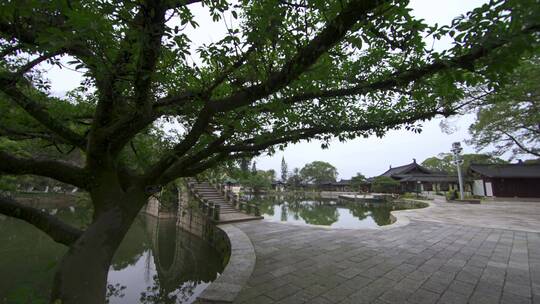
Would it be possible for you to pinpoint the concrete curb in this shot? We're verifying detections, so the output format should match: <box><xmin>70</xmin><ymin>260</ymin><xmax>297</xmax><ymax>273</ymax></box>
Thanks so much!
<box><xmin>197</xmin><ymin>224</ymin><xmax>256</xmax><ymax>303</ymax></box>
<box><xmin>382</xmin><ymin>199</ymin><xmax>434</xmax><ymax>230</ymax></box>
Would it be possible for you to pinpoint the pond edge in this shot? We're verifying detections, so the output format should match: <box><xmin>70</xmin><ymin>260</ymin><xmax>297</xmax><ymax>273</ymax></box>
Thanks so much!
<box><xmin>382</xmin><ymin>199</ymin><xmax>435</xmax><ymax>230</ymax></box>
<box><xmin>196</xmin><ymin>224</ymin><xmax>256</xmax><ymax>303</ymax></box>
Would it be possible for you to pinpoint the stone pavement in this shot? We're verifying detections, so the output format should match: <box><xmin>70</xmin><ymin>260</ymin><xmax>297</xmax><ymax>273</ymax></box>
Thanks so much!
<box><xmin>402</xmin><ymin>200</ymin><xmax>540</xmax><ymax>233</ymax></box>
<box><xmin>231</xmin><ymin>201</ymin><xmax>540</xmax><ymax>304</ymax></box>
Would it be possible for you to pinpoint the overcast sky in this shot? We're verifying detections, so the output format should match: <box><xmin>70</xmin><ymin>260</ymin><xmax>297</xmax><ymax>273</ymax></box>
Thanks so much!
<box><xmin>43</xmin><ymin>0</ymin><xmax>516</xmax><ymax>179</ymax></box>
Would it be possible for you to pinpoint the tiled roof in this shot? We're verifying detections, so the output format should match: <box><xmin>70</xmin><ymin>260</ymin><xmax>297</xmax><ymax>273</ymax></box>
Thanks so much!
<box><xmin>379</xmin><ymin>161</ymin><xmax>435</xmax><ymax>177</ymax></box>
<box><xmin>470</xmin><ymin>164</ymin><xmax>540</xmax><ymax>178</ymax></box>
<box><xmin>396</xmin><ymin>174</ymin><xmax>458</xmax><ymax>182</ymax></box>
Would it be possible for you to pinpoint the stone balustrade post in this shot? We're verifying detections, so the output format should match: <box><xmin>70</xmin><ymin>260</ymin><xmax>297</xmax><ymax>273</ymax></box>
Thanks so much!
<box><xmin>202</xmin><ymin>201</ymin><xmax>207</xmax><ymax>213</ymax></box>
<box><xmin>208</xmin><ymin>202</ymin><xmax>214</xmax><ymax>217</ymax></box>
<box><xmin>214</xmin><ymin>204</ymin><xmax>220</xmax><ymax>221</ymax></box>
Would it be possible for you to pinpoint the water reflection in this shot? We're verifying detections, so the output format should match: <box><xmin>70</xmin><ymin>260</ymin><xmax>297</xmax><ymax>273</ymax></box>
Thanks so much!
<box><xmin>0</xmin><ymin>206</ymin><xmax>224</xmax><ymax>304</ymax></box>
<box><xmin>250</xmin><ymin>196</ymin><xmax>423</xmax><ymax>229</ymax></box>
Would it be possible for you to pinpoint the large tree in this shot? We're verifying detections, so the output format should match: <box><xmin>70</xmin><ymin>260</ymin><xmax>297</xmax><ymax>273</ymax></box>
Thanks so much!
<box><xmin>300</xmin><ymin>161</ymin><xmax>338</xmax><ymax>184</ymax></box>
<box><xmin>281</xmin><ymin>156</ymin><xmax>288</xmax><ymax>182</ymax></box>
<box><xmin>371</xmin><ymin>176</ymin><xmax>400</xmax><ymax>193</ymax></box>
<box><xmin>351</xmin><ymin>172</ymin><xmax>367</xmax><ymax>191</ymax></box>
<box><xmin>0</xmin><ymin>0</ymin><xmax>539</xmax><ymax>303</ymax></box>
<box><xmin>467</xmin><ymin>56</ymin><xmax>540</xmax><ymax>158</ymax></box>
<box><xmin>421</xmin><ymin>153</ymin><xmax>508</xmax><ymax>174</ymax></box>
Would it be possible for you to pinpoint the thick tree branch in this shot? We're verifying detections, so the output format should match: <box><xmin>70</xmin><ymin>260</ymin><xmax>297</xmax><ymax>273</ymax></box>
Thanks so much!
<box><xmin>0</xmin><ymin>125</ymin><xmax>63</xmax><ymax>142</ymax></box>
<box><xmin>175</xmin><ymin>151</ymin><xmax>259</xmax><ymax>179</ymax></box>
<box><xmin>88</xmin><ymin>1</ymin><xmax>168</xmax><ymax>163</ymax></box>
<box><xmin>161</xmin><ymin>108</ymin><xmax>451</xmax><ymax>184</ymax></box>
<box><xmin>156</xmin><ymin>135</ymin><xmax>228</xmax><ymax>184</ymax></box>
<box><xmin>12</xmin><ymin>50</ymin><xmax>64</xmax><ymax>79</ymax></box>
<box><xmin>209</xmin><ymin>0</ymin><xmax>389</xmax><ymax>113</ymax></box>
<box><xmin>145</xmin><ymin>0</ymin><xmax>388</xmax><ymax>183</ymax></box>
<box><xmin>0</xmin><ymin>151</ymin><xmax>88</xmax><ymax>189</ymax></box>
<box><xmin>273</xmin><ymin>24</ymin><xmax>540</xmax><ymax>107</ymax></box>
<box><xmin>143</xmin><ymin>108</ymin><xmax>213</xmax><ymax>183</ymax></box>
<box><xmin>206</xmin><ymin>46</ymin><xmax>256</xmax><ymax>96</ymax></box>
<box><xmin>0</xmin><ymin>194</ymin><xmax>83</xmax><ymax>246</ymax></box>
<box><xmin>133</xmin><ymin>1</ymin><xmax>167</xmax><ymax>111</ymax></box>
<box><xmin>152</xmin><ymin>46</ymin><xmax>256</xmax><ymax>112</ymax></box>
<box><xmin>153</xmin><ymin>91</ymin><xmax>198</xmax><ymax>110</ymax></box>
<box><xmin>172</xmin><ymin>152</ymin><xmax>228</xmax><ymax>178</ymax></box>
<box><xmin>0</xmin><ymin>44</ymin><xmax>20</xmax><ymax>58</ymax></box>
<box><xmin>0</xmin><ymin>19</ymin><xmax>97</xmax><ymax>70</ymax></box>
<box><xmin>221</xmin><ymin>109</ymin><xmax>450</xmax><ymax>153</ymax></box>
<box><xmin>0</xmin><ymin>86</ymin><xmax>86</xmax><ymax>149</ymax></box>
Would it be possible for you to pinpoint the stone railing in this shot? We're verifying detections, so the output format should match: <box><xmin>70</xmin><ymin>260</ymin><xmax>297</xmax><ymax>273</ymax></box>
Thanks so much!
<box><xmin>187</xmin><ymin>181</ymin><xmax>222</xmax><ymax>222</ymax></box>
<box><xmin>188</xmin><ymin>180</ymin><xmax>261</xmax><ymax>219</ymax></box>
<box><xmin>219</xmin><ymin>184</ymin><xmax>261</xmax><ymax>217</ymax></box>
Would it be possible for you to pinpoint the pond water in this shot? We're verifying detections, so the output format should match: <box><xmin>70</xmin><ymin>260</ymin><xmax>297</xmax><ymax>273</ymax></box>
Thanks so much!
<box><xmin>0</xmin><ymin>204</ymin><xmax>225</xmax><ymax>304</ymax></box>
<box><xmin>248</xmin><ymin>196</ymin><xmax>426</xmax><ymax>229</ymax></box>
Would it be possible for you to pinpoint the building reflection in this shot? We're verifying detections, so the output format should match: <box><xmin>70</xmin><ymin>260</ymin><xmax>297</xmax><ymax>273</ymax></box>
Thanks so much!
<box><xmin>0</xmin><ymin>205</ymin><xmax>224</xmax><ymax>304</ymax></box>
<box><xmin>108</xmin><ymin>215</ymin><xmax>224</xmax><ymax>304</ymax></box>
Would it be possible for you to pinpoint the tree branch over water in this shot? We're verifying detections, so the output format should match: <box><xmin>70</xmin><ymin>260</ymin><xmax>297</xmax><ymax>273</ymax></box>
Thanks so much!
<box><xmin>0</xmin><ymin>194</ymin><xmax>83</xmax><ymax>246</ymax></box>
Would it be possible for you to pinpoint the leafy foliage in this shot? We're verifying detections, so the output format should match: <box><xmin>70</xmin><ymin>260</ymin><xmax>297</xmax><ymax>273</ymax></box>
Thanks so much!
<box><xmin>300</xmin><ymin>161</ymin><xmax>338</xmax><ymax>184</ymax></box>
<box><xmin>1</xmin><ymin>0</ymin><xmax>538</xmax><ymax>189</ymax></box>
<box><xmin>281</xmin><ymin>156</ymin><xmax>288</xmax><ymax>182</ymax></box>
<box><xmin>286</xmin><ymin>167</ymin><xmax>303</xmax><ymax>189</ymax></box>
<box><xmin>240</xmin><ymin>170</ymin><xmax>273</xmax><ymax>193</ymax></box>
<box><xmin>350</xmin><ymin>172</ymin><xmax>367</xmax><ymax>190</ymax></box>
<box><xmin>371</xmin><ymin>176</ymin><xmax>400</xmax><ymax>193</ymax></box>
<box><xmin>0</xmin><ymin>1</ymin><xmax>539</xmax><ymax>300</ymax></box>
<box><xmin>421</xmin><ymin>153</ymin><xmax>507</xmax><ymax>174</ymax></box>
<box><xmin>467</xmin><ymin>56</ymin><xmax>540</xmax><ymax>158</ymax></box>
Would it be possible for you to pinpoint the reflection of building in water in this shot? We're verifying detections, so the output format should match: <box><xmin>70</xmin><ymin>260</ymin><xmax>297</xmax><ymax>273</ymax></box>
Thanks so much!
<box><xmin>137</xmin><ymin>183</ymin><xmax>231</xmax><ymax>302</ymax></box>
<box><xmin>141</xmin><ymin>215</ymin><xmax>223</xmax><ymax>293</ymax></box>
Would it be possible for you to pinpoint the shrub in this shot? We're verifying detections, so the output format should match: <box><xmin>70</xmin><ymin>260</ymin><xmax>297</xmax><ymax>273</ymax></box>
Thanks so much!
<box><xmin>371</xmin><ymin>176</ymin><xmax>400</xmax><ymax>193</ymax></box>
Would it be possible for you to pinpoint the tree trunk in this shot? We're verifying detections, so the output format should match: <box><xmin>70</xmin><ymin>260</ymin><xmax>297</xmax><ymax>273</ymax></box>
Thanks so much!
<box><xmin>50</xmin><ymin>190</ymin><xmax>146</xmax><ymax>304</ymax></box>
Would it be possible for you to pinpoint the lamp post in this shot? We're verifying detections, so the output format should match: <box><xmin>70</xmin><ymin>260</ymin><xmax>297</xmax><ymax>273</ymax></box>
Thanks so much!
<box><xmin>451</xmin><ymin>142</ymin><xmax>465</xmax><ymax>200</ymax></box>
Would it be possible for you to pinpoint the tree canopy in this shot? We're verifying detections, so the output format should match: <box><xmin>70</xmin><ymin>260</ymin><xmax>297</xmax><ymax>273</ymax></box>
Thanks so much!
<box><xmin>0</xmin><ymin>0</ymin><xmax>539</xmax><ymax>302</ymax></box>
<box><xmin>467</xmin><ymin>56</ymin><xmax>540</xmax><ymax>158</ymax></box>
<box><xmin>371</xmin><ymin>176</ymin><xmax>400</xmax><ymax>193</ymax></box>
<box><xmin>1</xmin><ymin>0</ymin><xmax>539</xmax><ymax>195</ymax></box>
<box><xmin>281</xmin><ymin>156</ymin><xmax>288</xmax><ymax>182</ymax></box>
<box><xmin>239</xmin><ymin>170</ymin><xmax>273</xmax><ymax>193</ymax></box>
<box><xmin>350</xmin><ymin>172</ymin><xmax>367</xmax><ymax>190</ymax></box>
<box><xmin>286</xmin><ymin>167</ymin><xmax>303</xmax><ymax>188</ymax></box>
<box><xmin>421</xmin><ymin>153</ymin><xmax>507</xmax><ymax>174</ymax></box>
<box><xmin>300</xmin><ymin>161</ymin><xmax>338</xmax><ymax>184</ymax></box>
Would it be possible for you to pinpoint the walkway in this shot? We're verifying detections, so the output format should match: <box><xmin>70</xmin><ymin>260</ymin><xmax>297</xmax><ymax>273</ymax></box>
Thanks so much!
<box><xmin>231</xmin><ymin>200</ymin><xmax>540</xmax><ymax>304</ymax></box>
<box><xmin>401</xmin><ymin>200</ymin><xmax>540</xmax><ymax>233</ymax></box>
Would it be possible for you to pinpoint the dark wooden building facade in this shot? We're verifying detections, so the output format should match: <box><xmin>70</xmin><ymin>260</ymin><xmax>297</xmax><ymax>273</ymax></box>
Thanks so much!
<box><xmin>470</xmin><ymin>163</ymin><xmax>540</xmax><ymax>198</ymax></box>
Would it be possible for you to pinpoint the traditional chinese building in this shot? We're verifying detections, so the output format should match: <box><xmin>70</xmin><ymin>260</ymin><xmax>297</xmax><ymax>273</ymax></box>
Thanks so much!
<box><xmin>316</xmin><ymin>179</ymin><xmax>353</xmax><ymax>192</ymax></box>
<box><xmin>469</xmin><ymin>162</ymin><xmax>540</xmax><ymax>198</ymax></box>
<box><xmin>378</xmin><ymin>159</ymin><xmax>460</xmax><ymax>193</ymax></box>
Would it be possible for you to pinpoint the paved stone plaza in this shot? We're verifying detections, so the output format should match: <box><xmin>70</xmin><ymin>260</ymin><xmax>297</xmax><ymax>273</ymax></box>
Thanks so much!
<box><xmin>231</xmin><ymin>200</ymin><xmax>540</xmax><ymax>304</ymax></box>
